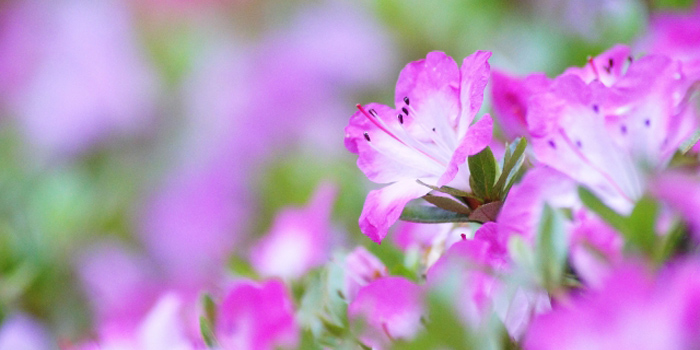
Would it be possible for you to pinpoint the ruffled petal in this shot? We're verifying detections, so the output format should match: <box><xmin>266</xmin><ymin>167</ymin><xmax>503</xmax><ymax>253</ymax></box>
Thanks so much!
<box><xmin>457</xmin><ymin>50</ymin><xmax>491</xmax><ymax>137</ymax></box>
<box><xmin>359</xmin><ymin>179</ymin><xmax>432</xmax><ymax>244</ymax></box>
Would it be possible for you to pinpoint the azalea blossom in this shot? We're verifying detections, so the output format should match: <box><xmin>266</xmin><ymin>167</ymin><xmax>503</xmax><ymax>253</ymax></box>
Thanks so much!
<box><xmin>525</xmin><ymin>261</ymin><xmax>700</xmax><ymax>350</ymax></box>
<box><xmin>216</xmin><ymin>279</ymin><xmax>298</xmax><ymax>350</ymax></box>
<box><xmin>427</xmin><ymin>223</ymin><xmax>550</xmax><ymax>339</ymax></box>
<box><xmin>251</xmin><ymin>183</ymin><xmax>336</xmax><ymax>280</ymax></box>
<box><xmin>348</xmin><ymin>276</ymin><xmax>424</xmax><ymax>349</ymax></box>
<box><xmin>345</xmin><ymin>51</ymin><xmax>494</xmax><ymax>243</ymax></box>
<box><xmin>343</xmin><ymin>246</ymin><xmax>388</xmax><ymax>302</ymax></box>
<box><xmin>521</xmin><ymin>46</ymin><xmax>697</xmax><ymax>212</ymax></box>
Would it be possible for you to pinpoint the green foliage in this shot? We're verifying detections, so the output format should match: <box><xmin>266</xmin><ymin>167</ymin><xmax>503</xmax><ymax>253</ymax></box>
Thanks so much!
<box><xmin>469</xmin><ymin>147</ymin><xmax>500</xmax><ymax>201</ymax></box>
<box><xmin>400</xmin><ymin>204</ymin><xmax>472</xmax><ymax>223</ymax></box>
<box><xmin>535</xmin><ymin>205</ymin><xmax>568</xmax><ymax>291</ymax></box>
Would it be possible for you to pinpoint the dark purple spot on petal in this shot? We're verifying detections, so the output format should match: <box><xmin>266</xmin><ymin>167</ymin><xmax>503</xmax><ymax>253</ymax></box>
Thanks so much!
<box><xmin>403</xmin><ymin>96</ymin><xmax>410</xmax><ymax>105</ymax></box>
<box><xmin>549</xmin><ymin>140</ymin><xmax>556</xmax><ymax>149</ymax></box>
<box><xmin>608</xmin><ymin>58</ymin><xmax>614</xmax><ymax>68</ymax></box>
<box><xmin>621</xmin><ymin>125</ymin><xmax>627</xmax><ymax>134</ymax></box>
<box><xmin>645</xmin><ymin>119</ymin><xmax>650</xmax><ymax>127</ymax></box>
<box><xmin>432</xmin><ymin>127</ymin><xmax>436</xmax><ymax>132</ymax></box>
<box><xmin>397</xmin><ymin>114</ymin><xmax>404</xmax><ymax>124</ymax></box>
<box><xmin>402</xmin><ymin>107</ymin><xmax>409</xmax><ymax>116</ymax></box>
<box><xmin>593</xmin><ymin>105</ymin><xmax>599</xmax><ymax>113</ymax></box>
<box><xmin>576</xmin><ymin>140</ymin><xmax>582</xmax><ymax>148</ymax></box>
<box><xmin>363</xmin><ymin>132</ymin><xmax>371</xmax><ymax>142</ymax></box>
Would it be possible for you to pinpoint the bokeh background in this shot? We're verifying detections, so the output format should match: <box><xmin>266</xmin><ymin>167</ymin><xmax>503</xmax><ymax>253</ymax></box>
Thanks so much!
<box><xmin>0</xmin><ymin>0</ymin><xmax>696</xmax><ymax>346</ymax></box>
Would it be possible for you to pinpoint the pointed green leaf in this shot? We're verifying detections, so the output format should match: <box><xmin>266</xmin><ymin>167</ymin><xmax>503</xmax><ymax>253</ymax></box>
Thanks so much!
<box><xmin>199</xmin><ymin>316</ymin><xmax>218</xmax><ymax>348</ymax></box>
<box><xmin>626</xmin><ymin>196</ymin><xmax>659</xmax><ymax>254</ymax></box>
<box><xmin>495</xmin><ymin>138</ymin><xmax>527</xmax><ymax>197</ymax></box>
<box><xmin>577</xmin><ymin>186</ymin><xmax>628</xmax><ymax>232</ymax></box>
<box><xmin>400</xmin><ymin>204</ymin><xmax>472</xmax><ymax>223</ymax></box>
<box><xmin>422</xmin><ymin>194</ymin><xmax>471</xmax><ymax>215</ymax></box>
<box><xmin>468</xmin><ymin>147</ymin><xmax>499</xmax><ymax>200</ymax></box>
<box><xmin>201</xmin><ymin>293</ymin><xmax>217</xmax><ymax>327</ymax></box>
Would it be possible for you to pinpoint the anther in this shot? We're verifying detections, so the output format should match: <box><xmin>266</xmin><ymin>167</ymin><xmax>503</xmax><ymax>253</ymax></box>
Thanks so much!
<box><xmin>461</xmin><ymin>233</ymin><xmax>467</xmax><ymax>241</ymax></box>
<box><xmin>403</xmin><ymin>96</ymin><xmax>410</xmax><ymax>105</ymax></box>
<box><xmin>369</xmin><ymin>109</ymin><xmax>378</xmax><ymax>117</ymax></box>
<box><xmin>402</xmin><ymin>107</ymin><xmax>409</xmax><ymax>116</ymax></box>
<box><xmin>397</xmin><ymin>114</ymin><xmax>404</xmax><ymax>124</ymax></box>
<box><xmin>363</xmin><ymin>132</ymin><xmax>371</xmax><ymax>142</ymax></box>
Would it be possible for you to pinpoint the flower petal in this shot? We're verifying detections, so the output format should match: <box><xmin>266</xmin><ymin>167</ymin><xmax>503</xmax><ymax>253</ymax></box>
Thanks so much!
<box><xmin>438</xmin><ymin>114</ymin><xmax>493</xmax><ymax>187</ymax></box>
<box><xmin>458</xmin><ymin>50</ymin><xmax>492</xmax><ymax>137</ymax></box>
<box><xmin>359</xmin><ymin>179</ymin><xmax>432</xmax><ymax>244</ymax></box>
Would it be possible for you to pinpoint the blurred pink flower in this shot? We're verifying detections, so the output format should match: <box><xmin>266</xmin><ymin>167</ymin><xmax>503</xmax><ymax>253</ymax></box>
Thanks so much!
<box><xmin>345</xmin><ymin>51</ymin><xmax>494</xmax><ymax>243</ymax></box>
<box><xmin>0</xmin><ymin>314</ymin><xmax>53</xmax><ymax>350</ymax></box>
<box><xmin>139</xmin><ymin>166</ymin><xmax>242</xmax><ymax>291</ymax></box>
<box><xmin>77</xmin><ymin>242</ymin><xmax>161</xmax><ymax>336</ymax></box>
<box><xmin>342</xmin><ymin>246</ymin><xmax>388</xmax><ymax>303</ymax></box>
<box><xmin>73</xmin><ymin>293</ymin><xmax>198</xmax><ymax>350</ymax></box>
<box><xmin>490</xmin><ymin>71</ymin><xmax>550</xmax><ymax>140</ymax></box>
<box><xmin>525</xmin><ymin>261</ymin><xmax>700</xmax><ymax>350</ymax></box>
<box><xmin>216</xmin><ymin>279</ymin><xmax>298</xmax><ymax>350</ymax></box>
<box><xmin>7</xmin><ymin>0</ymin><xmax>159</xmax><ymax>156</ymax></box>
<box><xmin>392</xmin><ymin>221</ymin><xmax>465</xmax><ymax>269</ymax></box>
<box><xmin>251</xmin><ymin>183</ymin><xmax>336</xmax><ymax>280</ymax></box>
<box><xmin>427</xmin><ymin>223</ymin><xmax>550</xmax><ymax>338</ymax></box>
<box><xmin>348</xmin><ymin>276</ymin><xmax>424</xmax><ymax>349</ymax></box>
<box><xmin>652</xmin><ymin>172</ymin><xmax>700</xmax><ymax>239</ymax></box>
<box><xmin>638</xmin><ymin>5</ymin><xmax>700</xmax><ymax>80</ymax></box>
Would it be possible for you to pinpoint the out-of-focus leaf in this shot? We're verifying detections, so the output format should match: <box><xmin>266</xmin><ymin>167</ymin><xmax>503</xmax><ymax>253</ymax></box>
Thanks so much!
<box><xmin>201</xmin><ymin>293</ymin><xmax>217</xmax><ymax>327</ymax></box>
<box><xmin>228</xmin><ymin>255</ymin><xmax>258</xmax><ymax>279</ymax></box>
<box><xmin>422</xmin><ymin>194</ymin><xmax>471</xmax><ymax>215</ymax></box>
<box><xmin>577</xmin><ymin>186</ymin><xmax>628</xmax><ymax>232</ymax></box>
<box><xmin>400</xmin><ymin>204</ymin><xmax>472</xmax><ymax>223</ymax></box>
<box><xmin>535</xmin><ymin>205</ymin><xmax>567</xmax><ymax>290</ymax></box>
<box><xmin>199</xmin><ymin>316</ymin><xmax>218</xmax><ymax>348</ymax></box>
<box><xmin>468</xmin><ymin>147</ymin><xmax>499</xmax><ymax>201</ymax></box>
<box><xmin>626</xmin><ymin>196</ymin><xmax>659</xmax><ymax>255</ymax></box>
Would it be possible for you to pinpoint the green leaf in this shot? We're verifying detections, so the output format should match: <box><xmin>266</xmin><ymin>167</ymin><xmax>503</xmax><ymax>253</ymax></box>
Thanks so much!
<box><xmin>577</xmin><ymin>186</ymin><xmax>628</xmax><ymax>232</ymax></box>
<box><xmin>199</xmin><ymin>316</ymin><xmax>218</xmax><ymax>348</ymax></box>
<box><xmin>468</xmin><ymin>201</ymin><xmax>502</xmax><ymax>223</ymax></box>
<box><xmin>535</xmin><ymin>205</ymin><xmax>568</xmax><ymax>290</ymax></box>
<box><xmin>679</xmin><ymin>128</ymin><xmax>700</xmax><ymax>154</ymax></box>
<box><xmin>201</xmin><ymin>293</ymin><xmax>217</xmax><ymax>327</ymax></box>
<box><xmin>422</xmin><ymin>194</ymin><xmax>471</xmax><ymax>215</ymax></box>
<box><xmin>626</xmin><ymin>196</ymin><xmax>659</xmax><ymax>254</ymax></box>
<box><xmin>468</xmin><ymin>147</ymin><xmax>499</xmax><ymax>201</ymax></box>
<box><xmin>495</xmin><ymin>138</ymin><xmax>528</xmax><ymax>197</ymax></box>
<box><xmin>400</xmin><ymin>204</ymin><xmax>472</xmax><ymax>223</ymax></box>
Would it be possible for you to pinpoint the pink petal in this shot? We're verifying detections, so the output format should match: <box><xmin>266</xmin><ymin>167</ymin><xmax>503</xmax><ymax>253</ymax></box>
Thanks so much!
<box><xmin>458</xmin><ymin>50</ymin><xmax>492</xmax><ymax>136</ymax></box>
<box><xmin>438</xmin><ymin>114</ymin><xmax>493</xmax><ymax>187</ymax></box>
<box><xmin>359</xmin><ymin>179</ymin><xmax>432</xmax><ymax>244</ymax></box>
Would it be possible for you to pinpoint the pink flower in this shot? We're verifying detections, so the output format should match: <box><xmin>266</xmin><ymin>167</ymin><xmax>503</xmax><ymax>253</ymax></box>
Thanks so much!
<box><xmin>348</xmin><ymin>276</ymin><xmax>424</xmax><ymax>349</ymax></box>
<box><xmin>427</xmin><ymin>223</ymin><xmax>550</xmax><ymax>339</ymax></box>
<box><xmin>392</xmin><ymin>221</ymin><xmax>466</xmax><ymax>268</ymax></box>
<box><xmin>490</xmin><ymin>71</ymin><xmax>550</xmax><ymax>140</ymax></box>
<box><xmin>569</xmin><ymin>210</ymin><xmax>624</xmax><ymax>288</ymax></box>
<box><xmin>652</xmin><ymin>172</ymin><xmax>700</xmax><ymax>239</ymax></box>
<box><xmin>216</xmin><ymin>279</ymin><xmax>298</xmax><ymax>350</ymax></box>
<box><xmin>7</xmin><ymin>0</ymin><xmax>158</xmax><ymax>156</ymax></box>
<box><xmin>637</xmin><ymin>5</ymin><xmax>700</xmax><ymax>81</ymax></box>
<box><xmin>525</xmin><ymin>261</ymin><xmax>700</xmax><ymax>350</ymax></box>
<box><xmin>0</xmin><ymin>314</ymin><xmax>53</xmax><ymax>350</ymax></box>
<box><xmin>345</xmin><ymin>51</ymin><xmax>494</xmax><ymax>243</ymax></box>
<box><xmin>343</xmin><ymin>246</ymin><xmax>388</xmax><ymax>302</ymax></box>
<box><xmin>251</xmin><ymin>183</ymin><xmax>336</xmax><ymax>280</ymax></box>
<box><xmin>525</xmin><ymin>47</ymin><xmax>696</xmax><ymax>212</ymax></box>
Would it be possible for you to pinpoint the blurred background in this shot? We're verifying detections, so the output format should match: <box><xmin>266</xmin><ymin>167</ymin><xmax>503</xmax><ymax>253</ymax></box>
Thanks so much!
<box><xmin>0</xmin><ymin>0</ymin><xmax>696</xmax><ymax>346</ymax></box>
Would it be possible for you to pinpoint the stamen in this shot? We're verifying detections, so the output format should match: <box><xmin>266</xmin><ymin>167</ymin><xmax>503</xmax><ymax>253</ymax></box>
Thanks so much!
<box><xmin>364</xmin><ymin>132</ymin><xmax>371</xmax><ymax>142</ymax></box>
<box><xmin>603</xmin><ymin>58</ymin><xmax>613</xmax><ymax>74</ymax></box>
<box><xmin>403</xmin><ymin>96</ymin><xmax>410</xmax><ymax>105</ymax></box>
<box><xmin>587</xmin><ymin>56</ymin><xmax>600</xmax><ymax>80</ymax></box>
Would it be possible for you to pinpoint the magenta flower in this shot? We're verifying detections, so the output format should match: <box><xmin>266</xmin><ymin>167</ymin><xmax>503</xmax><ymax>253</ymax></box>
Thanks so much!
<box><xmin>525</xmin><ymin>47</ymin><xmax>696</xmax><ymax>212</ymax></box>
<box><xmin>345</xmin><ymin>51</ymin><xmax>494</xmax><ymax>243</ymax></box>
<box><xmin>216</xmin><ymin>279</ymin><xmax>298</xmax><ymax>350</ymax></box>
<box><xmin>490</xmin><ymin>71</ymin><xmax>550</xmax><ymax>140</ymax></box>
<box><xmin>348</xmin><ymin>276</ymin><xmax>424</xmax><ymax>349</ymax></box>
<box><xmin>427</xmin><ymin>223</ymin><xmax>550</xmax><ymax>338</ymax></box>
<box><xmin>637</xmin><ymin>5</ymin><xmax>700</xmax><ymax>81</ymax></box>
<box><xmin>525</xmin><ymin>261</ymin><xmax>700</xmax><ymax>350</ymax></box>
<box><xmin>343</xmin><ymin>246</ymin><xmax>388</xmax><ymax>302</ymax></box>
<box><xmin>251</xmin><ymin>183</ymin><xmax>336</xmax><ymax>280</ymax></box>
